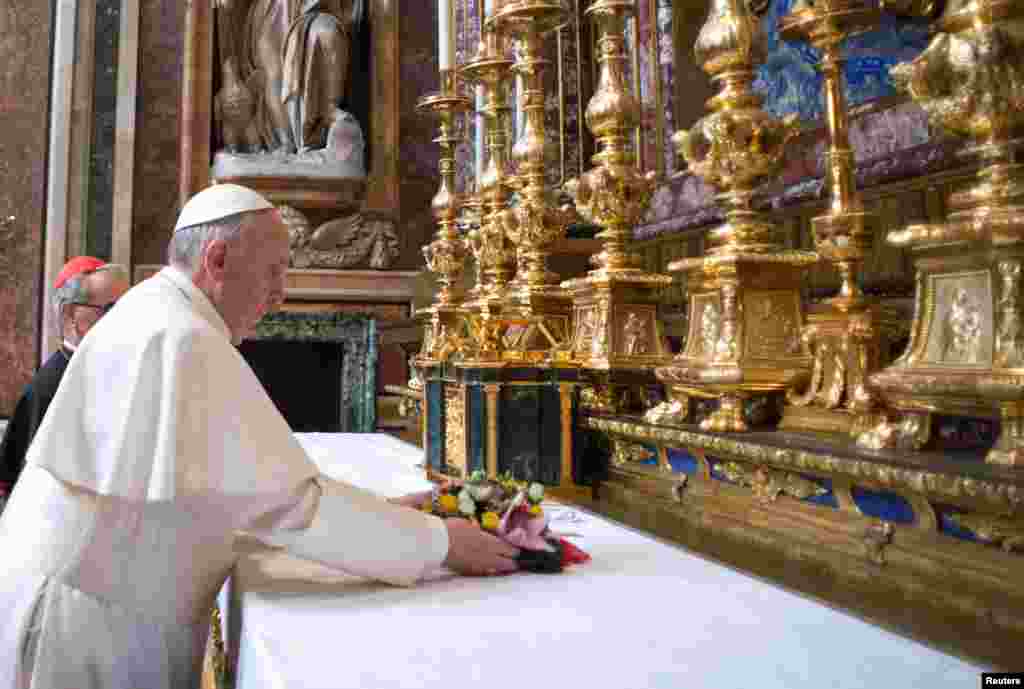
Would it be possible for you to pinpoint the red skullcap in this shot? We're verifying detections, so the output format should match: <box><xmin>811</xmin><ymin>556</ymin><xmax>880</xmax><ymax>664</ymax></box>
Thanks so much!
<box><xmin>54</xmin><ymin>256</ymin><xmax>107</xmax><ymax>289</ymax></box>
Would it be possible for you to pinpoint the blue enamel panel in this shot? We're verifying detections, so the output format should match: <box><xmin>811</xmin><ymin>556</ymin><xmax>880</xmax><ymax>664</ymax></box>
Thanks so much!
<box><xmin>426</xmin><ymin>380</ymin><xmax>444</xmax><ymax>471</ymax></box>
<box><xmin>851</xmin><ymin>487</ymin><xmax>916</xmax><ymax>524</ymax></box>
<box><xmin>466</xmin><ymin>385</ymin><xmax>486</xmax><ymax>475</ymax></box>
<box><xmin>667</xmin><ymin>448</ymin><xmax>699</xmax><ymax>475</ymax></box>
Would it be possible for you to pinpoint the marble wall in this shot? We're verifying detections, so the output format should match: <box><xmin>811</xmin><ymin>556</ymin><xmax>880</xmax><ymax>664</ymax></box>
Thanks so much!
<box><xmin>396</xmin><ymin>0</ymin><xmax>443</xmax><ymax>271</ymax></box>
<box><xmin>636</xmin><ymin>0</ymin><xmax>952</xmax><ymax>239</ymax></box>
<box><xmin>132</xmin><ymin>0</ymin><xmax>186</xmax><ymax>268</ymax></box>
<box><xmin>0</xmin><ymin>2</ymin><xmax>54</xmax><ymax>416</ymax></box>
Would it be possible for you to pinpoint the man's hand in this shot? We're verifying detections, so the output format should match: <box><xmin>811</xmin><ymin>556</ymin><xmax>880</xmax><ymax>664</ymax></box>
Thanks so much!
<box><xmin>387</xmin><ymin>490</ymin><xmax>434</xmax><ymax>509</ymax></box>
<box><xmin>443</xmin><ymin>518</ymin><xmax>520</xmax><ymax>576</ymax></box>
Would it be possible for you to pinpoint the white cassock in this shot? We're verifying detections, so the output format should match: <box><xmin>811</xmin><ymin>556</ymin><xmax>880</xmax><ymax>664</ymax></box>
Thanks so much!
<box><xmin>0</xmin><ymin>267</ymin><xmax>449</xmax><ymax>689</ymax></box>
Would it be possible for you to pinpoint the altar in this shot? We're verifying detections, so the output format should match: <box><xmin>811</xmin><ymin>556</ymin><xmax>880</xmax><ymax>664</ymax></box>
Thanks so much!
<box><xmin>219</xmin><ymin>433</ymin><xmax>984</xmax><ymax>688</ymax></box>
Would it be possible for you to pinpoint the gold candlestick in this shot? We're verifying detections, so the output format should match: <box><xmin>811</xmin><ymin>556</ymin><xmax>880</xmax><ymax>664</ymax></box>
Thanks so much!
<box><xmin>775</xmin><ymin>0</ymin><xmax>903</xmax><ymax>435</ymax></box>
<box><xmin>413</xmin><ymin>71</ymin><xmax>472</xmax><ymax>369</ymax></box>
<box><xmin>856</xmin><ymin>0</ymin><xmax>1024</xmax><ymax>466</ymax></box>
<box><xmin>561</xmin><ymin>0</ymin><xmax>672</xmax><ymax>371</ymax></box>
<box><xmin>650</xmin><ymin>0</ymin><xmax>817</xmax><ymax>433</ymax></box>
<box><xmin>460</xmin><ymin>21</ymin><xmax>518</xmax><ymax>362</ymax></box>
<box><xmin>493</xmin><ymin>0</ymin><xmax>578</xmax><ymax>362</ymax></box>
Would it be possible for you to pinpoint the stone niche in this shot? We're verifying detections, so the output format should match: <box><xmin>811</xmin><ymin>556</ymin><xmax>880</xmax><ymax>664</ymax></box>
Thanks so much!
<box><xmin>240</xmin><ymin>312</ymin><xmax>379</xmax><ymax>433</ymax></box>
<box><xmin>168</xmin><ymin>0</ymin><xmax>446</xmax><ymax>407</ymax></box>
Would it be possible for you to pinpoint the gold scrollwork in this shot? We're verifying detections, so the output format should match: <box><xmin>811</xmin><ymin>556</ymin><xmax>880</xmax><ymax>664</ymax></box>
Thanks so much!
<box><xmin>644</xmin><ymin>395</ymin><xmax>691</xmax><ymax>425</ymax></box>
<box><xmin>719</xmin><ymin>461</ymin><xmax>829</xmax><ymax>503</ymax></box>
<box><xmin>948</xmin><ymin>513</ymin><xmax>1024</xmax><ymax>553</ymax></box>
<box><xmin>611</xmin><ymin>439</ymin><xmax>655</xmax><ymax>467</ymax></box>
<box><xmin>585</xmin><ymin>416</ymin><xmax>1024</xmax><ymax>512</ymax></box>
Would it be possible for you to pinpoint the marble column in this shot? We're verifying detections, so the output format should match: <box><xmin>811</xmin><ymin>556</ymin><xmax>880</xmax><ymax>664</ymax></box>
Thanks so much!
<box><xmin>41</xmin><ymin>0</ymin><xmax>78</xmax><ymax>364</ymax></box>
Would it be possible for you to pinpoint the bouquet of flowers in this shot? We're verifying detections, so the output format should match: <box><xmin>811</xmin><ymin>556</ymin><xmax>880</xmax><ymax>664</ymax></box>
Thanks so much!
<box><xmin>426</xmin><ymin>471</ymin><xmax>590</xmax><ymax>573</ymax></box>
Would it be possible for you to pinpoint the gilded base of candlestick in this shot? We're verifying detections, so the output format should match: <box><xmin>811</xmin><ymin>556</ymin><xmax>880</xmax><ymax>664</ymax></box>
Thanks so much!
<box><xmin>779</xmin><ymin>302</ymin><xmax>904</xmax><ymax>435</ymax></box>
<box><xmin>856</xmin><ymin>240</ymin><xmax>1024</xmax><ymax>466</ymax></box>
<box><xmin>503</xmin><ymin>287</ymin><xmax>574</xmax><ymax>364</ymax></box>
<box><xmin>655</xmin><ymin>256</ymin><xmax>815</xmax><ymax>432</ymax></box>
<box><xmin>561</xmin><ymin>270</ymin><xmax>673</xmax><ymax>370</ymax></box>
<box><xmin>414</xmin><ymin>303</ymin><xmax>468</xmax><ymax>367</ymax></box>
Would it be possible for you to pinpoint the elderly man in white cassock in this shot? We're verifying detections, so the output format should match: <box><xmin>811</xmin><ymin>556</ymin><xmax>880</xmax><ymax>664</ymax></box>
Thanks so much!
<box><xmin>0</xmin><ymin>184</ymin><xmax>519</xmax><ymax>688</ymax></box>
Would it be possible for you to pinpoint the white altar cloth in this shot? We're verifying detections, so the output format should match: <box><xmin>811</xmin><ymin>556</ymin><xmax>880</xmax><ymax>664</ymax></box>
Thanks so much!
<box><xmin>225</xmin><ymin>433</ymin><xmax>984</xmax><ymax>689</ymax></box>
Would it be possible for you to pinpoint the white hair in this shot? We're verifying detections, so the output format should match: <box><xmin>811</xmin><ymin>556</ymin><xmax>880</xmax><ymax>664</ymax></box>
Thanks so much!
<box><xmin>53</xmin><ymin>263</ymin><xmax>129</xmax><ymax>332</ymax></box>
<box><xmin>166</xmin><ymin>213</ymin><xmax>247</xmax><ymax>273</ymax></box>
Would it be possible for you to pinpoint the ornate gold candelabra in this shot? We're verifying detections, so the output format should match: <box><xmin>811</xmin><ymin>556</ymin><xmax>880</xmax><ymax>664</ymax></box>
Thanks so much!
<box><xmin>460</xmin><ymin>18</ymin><xmax>519</xmax><ymax>363</ymax></box>
<box><xmin>650</xmin><ymin>0</ymin><xmax>818</xmax><ymax>433</ymax></box>
<box><xmin>561</xmin><ymin>0</ymin><xmax>672</xmax><ymax>373</ymax></box>
<box><xmin>775</xmin><ymin>0</ymin><xmax>904</xmax><ymax>435</ymax></box>
<box><xmin>492</xmin><ymin>0</ymin><xmax>578</xmax><ymax>362</ymax></box>
<box><xmin>413</xmin><ymin>71</ymin><xmax>473</xmax><ymax>373</ymax></box>
<box><xmin>856</xmin><ymin>0</ymin><xmax>1024</xmax><ymax>466</ymax></box>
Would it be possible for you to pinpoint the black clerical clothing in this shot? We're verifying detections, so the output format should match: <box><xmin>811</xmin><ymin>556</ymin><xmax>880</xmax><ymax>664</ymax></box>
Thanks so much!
<box><xmin>0</xmin><ymin>347</ymin><xmax>71</xmax><ymax>496</ymax></box>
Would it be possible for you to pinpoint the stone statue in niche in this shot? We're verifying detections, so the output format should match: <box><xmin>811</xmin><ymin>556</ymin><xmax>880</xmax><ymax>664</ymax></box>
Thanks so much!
<box><xmin>280</xmin><ymin>205</ymin><xmax>399</xmax><ymax>269</ymax></box>
<box><xmin>212</xmin><ymin>0</ymin><xmax>367</xmax><ymax>179</ymax></box>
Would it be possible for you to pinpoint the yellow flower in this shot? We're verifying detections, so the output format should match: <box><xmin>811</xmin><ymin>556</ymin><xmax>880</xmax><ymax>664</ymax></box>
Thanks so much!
<box><xmin>420</xmin><ymin>499</ymin><xmax>433</xmax><ymax>513</ymax></box>
<box><xmin>481</xmin><ymin>512</ymin><xmax>500</xmax><ymax>530</ymax></box>
<box><xmin>439</xmin><ymin>494</ymin><xmax>459</xmax><ymax>514</ymax></box>
<box><xmin>529</xmin><ymin>505</ymin><xmax>543</xmax><ymax>517</ymax></box>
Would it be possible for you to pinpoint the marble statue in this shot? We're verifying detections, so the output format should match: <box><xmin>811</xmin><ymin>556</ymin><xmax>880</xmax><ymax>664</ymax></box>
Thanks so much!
<box><xmin>212</xmin><ymin>0</ymin><xmax>367</xmax><ymax>179</ymax></box>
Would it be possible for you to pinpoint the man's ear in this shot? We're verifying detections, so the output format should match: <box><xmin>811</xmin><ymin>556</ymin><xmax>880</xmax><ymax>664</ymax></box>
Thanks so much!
<box><xmin>203</xmin><ymin>239</ymin><xmax>229</xmax><ymax>282</ymax></box>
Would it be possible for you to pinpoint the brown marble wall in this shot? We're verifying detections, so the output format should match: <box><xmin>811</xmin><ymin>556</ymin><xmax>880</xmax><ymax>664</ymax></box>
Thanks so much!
<box><xmin>0</xmin><ymin>2</ymin><xmax>54</xmax><ymax>416</ymax></box>
<box><xmin>132</xmin><ymin>0</ymin><xmax>187</xmax><ymax>268</ymax></box>
<box><xmin>396</xmin><ymin>0</ymin><xmax>443</xmax><ymax>272</ymax></box>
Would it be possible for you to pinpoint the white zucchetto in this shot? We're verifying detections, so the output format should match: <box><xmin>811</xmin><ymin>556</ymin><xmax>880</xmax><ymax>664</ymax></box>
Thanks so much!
<box><xmin>174</xmin><ymin>183</ymin><xmax>275</xmax><ymax>232</ymax></box>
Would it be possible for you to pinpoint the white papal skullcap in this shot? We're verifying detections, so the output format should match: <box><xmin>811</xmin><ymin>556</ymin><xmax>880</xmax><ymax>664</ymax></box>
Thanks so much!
<box><xmin>174</xmin><ymin>183</ymin><xmax>275</xmax><ymax>232</ymax></box>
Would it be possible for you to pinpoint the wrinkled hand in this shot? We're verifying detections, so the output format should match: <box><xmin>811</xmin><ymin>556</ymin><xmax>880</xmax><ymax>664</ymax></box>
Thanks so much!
<box><xmin>443</xmin><ymin>518</ymin><xmax>520</xmax><ymax>576</ymax></box>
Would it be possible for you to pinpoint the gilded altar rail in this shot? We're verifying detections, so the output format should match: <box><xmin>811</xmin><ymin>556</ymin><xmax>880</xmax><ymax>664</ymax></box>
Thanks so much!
<box><xmin>585</xmin><ymin>415</ymin><xmax>1024</xmax><ymax>513</ymax></box>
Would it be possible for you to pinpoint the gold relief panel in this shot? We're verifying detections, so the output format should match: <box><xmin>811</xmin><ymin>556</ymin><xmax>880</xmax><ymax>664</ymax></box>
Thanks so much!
<box><xmin>616</xmin><ymin>306</ymin><xmax>657</xmax><ymax>357</ymax></box>
<box><xmin>744</xmin><ymin>291</ymin><xmax>804</xmax><ymax>361</ymax></box>
<box><xmin>685</xmin><ymin>292</ymin><xmax>722</xmax><ymax>361</ymax></box>
<box><xmin>572</xmin><ymin>303</ymin><xmax>610</xmax><ymax>360</ymax></box>
<box><xmin>923</xmin><ymin>271</ymin><xmax>993</xmax><ymax>367</ymax></box>
<box><xmin>445</xmin><ymin>386</ymin><xmax>467</xmax><ymax>478</ymax></box>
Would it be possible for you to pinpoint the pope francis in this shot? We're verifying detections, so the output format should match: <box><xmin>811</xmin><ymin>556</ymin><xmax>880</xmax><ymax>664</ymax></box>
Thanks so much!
<box><xmin>0</xmin><ymin>184</ymin><xmax>519</xmax><ymax>688</ymax></box>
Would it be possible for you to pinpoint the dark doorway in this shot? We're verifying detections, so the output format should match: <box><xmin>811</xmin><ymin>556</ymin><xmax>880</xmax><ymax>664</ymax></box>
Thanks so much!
<box><xmin>238</xmin><ymin>340</ymin><xmax>344</xmax><ymax>432</ymax></box>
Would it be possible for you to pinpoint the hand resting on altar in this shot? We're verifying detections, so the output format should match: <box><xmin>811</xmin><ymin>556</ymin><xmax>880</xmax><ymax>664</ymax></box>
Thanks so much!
<box><xmin>442</xmin><ymin>516</ymin><xmax>520</xmax><ymax>576</ymax></box>
<box><xmin>388</xmin><ymin>487</ymin><xmax>520</xmax><ymax>576</ymax></box>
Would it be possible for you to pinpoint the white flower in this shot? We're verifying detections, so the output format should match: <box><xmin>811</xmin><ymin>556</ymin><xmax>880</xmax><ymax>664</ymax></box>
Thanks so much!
<box><xmin>458</xmin><ymin>496</ymin><xmax>476</xmax><ymax>516</ymax></box>
<box><xmin>528</xmin><ymin>483</ymin><xmax>545</xmax><ymax>503</ymax></box>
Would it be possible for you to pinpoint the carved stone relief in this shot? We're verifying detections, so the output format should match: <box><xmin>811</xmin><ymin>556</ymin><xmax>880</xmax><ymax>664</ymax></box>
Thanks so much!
<box><xmin>282</xmin><ymin>204</ymin><xmax>399</xmax><ymax>269</ymax></box>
